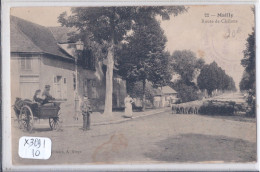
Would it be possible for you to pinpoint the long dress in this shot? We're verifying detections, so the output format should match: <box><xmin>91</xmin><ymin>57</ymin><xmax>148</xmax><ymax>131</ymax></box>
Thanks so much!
<box><xmin>124</xmin><ymin>97</ymin><xmax>133</xmax><ymax>117</ymax></box>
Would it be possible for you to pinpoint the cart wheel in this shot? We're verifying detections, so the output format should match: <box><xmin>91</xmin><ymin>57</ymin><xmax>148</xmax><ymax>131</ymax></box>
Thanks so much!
<box><xmin>19</xmin><ymin>105</ymin><xmax>34</xmax><ymax>132</ymax></box>
<box><xmin>49</xmin><ymin>117</ymin><xmax>60</xmax><ymax>130</ymax></box>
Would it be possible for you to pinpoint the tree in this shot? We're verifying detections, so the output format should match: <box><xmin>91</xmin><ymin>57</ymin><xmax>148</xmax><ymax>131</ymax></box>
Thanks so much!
<box><xmin>170</xmin><ymin>80</ymin><xmax>199</xmax><ymax>103</ymax></box>
<box><xmin>168</xmin><ymin>50</ymin><xmax>205</xmax><ymax>103</ymax></box>
<box><xmin>239</xmin><ymin>71</ymin><xmax>251</xmax><ymax>91</ymax></box>
<box><xmin>117</xmin><ymin>17</ymin><xmax>172</xmax><ymax>109</ymax></box>
<box><xmin>59</xmin><ymin>7</ymin><xmax>136</xmax><ymax>115</ymax></box>
<box><xmin>240</xmin><ymin>28</ymin><xmax>255</xmax><ymax>116</ymax></box>
<box><xmin>240</xmin><ymin>29</ymin><xmax>255</xmax><ymax>91</ymax></box>
<box><xmin>170</xmin><ymin>50</ymin><xmax>205</xmax><ymax>85</ymax></box>
<box><xmin>59</xmin><ymin>6</ymin><xmax>186</xmax><ymax>115</ymax></box>
<box><xmin>198</xmin><ymin>61</ymin><xmax>236</xmax><ymax>96</ymax></box>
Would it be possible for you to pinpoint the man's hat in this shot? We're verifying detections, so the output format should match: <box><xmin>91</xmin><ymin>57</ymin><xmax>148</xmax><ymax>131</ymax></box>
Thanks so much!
<box><xmin>45</xmin><ymin>85</ymin><xmax>51</xmax><ymax>88</ymax></box>
<box><xmin>83</xmin><ymin>94</ymin><xmax>88</xmax><ymax>98</ymax></box>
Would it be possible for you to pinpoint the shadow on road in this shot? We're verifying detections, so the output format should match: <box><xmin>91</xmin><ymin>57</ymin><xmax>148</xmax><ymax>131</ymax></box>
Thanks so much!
<box><xmin>144</xmin><ymin>133</ymin><xmax>256</xmax><ymax>163</ymax></box>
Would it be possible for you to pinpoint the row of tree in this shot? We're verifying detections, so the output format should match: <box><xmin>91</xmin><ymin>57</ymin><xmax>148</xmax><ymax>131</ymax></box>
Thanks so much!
<box><xmin>198</xmin><ymin>61</ymin><xmax>237</xmax><ymax>95</ymax></box>
<box><xmin>120</xmin><ymin>46</ymin><xmax>237</xmax><ymax>104</ymax></box>
<box><xmin>169</xmin><ymin>50</ymin><xmax>236</xmax><ymax>103</ymax></box>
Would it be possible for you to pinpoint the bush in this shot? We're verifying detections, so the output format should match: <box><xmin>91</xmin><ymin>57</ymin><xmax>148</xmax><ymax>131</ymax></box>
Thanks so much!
<box><xmin>199</xmin><ymin>101</ymin><xmax>235</xmax><ymax>115</ymax></box>
<box><xmin>175</xmin><ymin>83</ymin><xmax>199</xmax><ymax>103</ymax></box>
<box><xmin>245</xmin><ymin>89</ymin><xmax>256</xmax><ymax>117</ymax></box>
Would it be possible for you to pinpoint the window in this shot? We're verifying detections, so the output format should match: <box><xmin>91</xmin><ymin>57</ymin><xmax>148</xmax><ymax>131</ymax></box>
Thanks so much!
<box><xmin>20</xmin><ymin>57</ymin><xmax>32</xmax><ymax>70</ymax></box>
<box><xmin>53</xmin><ymin>76</ymin><xmax>67</xmax><ymax>100</ymax></box>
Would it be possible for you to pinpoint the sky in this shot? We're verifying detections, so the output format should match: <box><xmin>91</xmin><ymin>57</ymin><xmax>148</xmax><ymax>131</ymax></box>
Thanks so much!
<box><xmin>11</xmin><ymin>5</ymin><xmax>255</xmax><ymax>88</ymax></box>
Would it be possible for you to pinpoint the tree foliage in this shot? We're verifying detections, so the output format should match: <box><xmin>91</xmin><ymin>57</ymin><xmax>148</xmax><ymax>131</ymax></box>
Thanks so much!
<box><xmin>197</xmin><ymin>61</ymin><xmax>236</xmax><ymax>96</ymax></box>
<box><xmin>170</xmin><ymin>50</ymin><xmax>205</xmax><ymax>85</ymax></box>
<box><xmin>59</xmin><ymin>7</ymin><xmax>135</xmax><ymax>44</ymax></box>
<box><xmin>240</xmin><ymin>29</ymin><xmax>255</xmax><ymax>91</ymax></box>
<box><xmin>117</xmin><ymin>18</ymin><xmax>171</xmax><ymax>86</ymax></box>
<box><xmin>239</xmin><ymin>28</ymin><xmax>255</xmax><ymax>116</ymax></box>
<box><xmin>239</xmin><ymin>71</ymin><xmax>251</xmax><ymax>91</ymax></box>
<box><xmin>168</xmin><ymin>50</ymin><xmax>204</xmax><ymax>103</ymax></box>
<box><xmin>169</xmin><ymin>80</ymin><xmax>200</xmax><ymax>103</ymax></box>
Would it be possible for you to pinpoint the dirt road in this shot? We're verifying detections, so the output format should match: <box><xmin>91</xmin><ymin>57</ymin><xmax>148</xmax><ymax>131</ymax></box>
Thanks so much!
<box><xmin>12</xmin><ymin>109</ymin><xmax>256</xmax><ymax>165</ymax></box>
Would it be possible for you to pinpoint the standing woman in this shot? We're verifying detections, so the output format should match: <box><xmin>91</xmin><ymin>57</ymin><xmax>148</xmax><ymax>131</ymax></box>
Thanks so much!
<box><xmin>124</xmin><ymin>94</ymin><xmax>134</xmax><ymax>118</ymax></box>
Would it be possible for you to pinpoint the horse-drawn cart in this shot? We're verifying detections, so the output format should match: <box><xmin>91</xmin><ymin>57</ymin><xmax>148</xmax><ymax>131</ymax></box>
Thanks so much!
<box><xmin>13</xmin><ymin>98</ymin><xmax>62</xmax><ymax>132</ymax></box>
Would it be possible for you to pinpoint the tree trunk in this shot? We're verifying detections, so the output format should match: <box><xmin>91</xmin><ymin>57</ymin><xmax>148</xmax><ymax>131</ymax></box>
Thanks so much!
<box><xmin>103</xmin><ymin>43</ymin><xmax>114</xmax><ymax>115</ymax></box>
<box><xmin>142</xmin><ymin>79</ymin><xmax>146</xmax><ymax>111</ymax></box>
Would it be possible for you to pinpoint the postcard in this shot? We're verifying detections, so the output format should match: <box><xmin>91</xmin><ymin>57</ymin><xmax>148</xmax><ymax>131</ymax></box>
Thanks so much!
<box><xmin>2</xmin><ymin>2</ymin><xmax>257</xmax><ymax>171</ymax></box>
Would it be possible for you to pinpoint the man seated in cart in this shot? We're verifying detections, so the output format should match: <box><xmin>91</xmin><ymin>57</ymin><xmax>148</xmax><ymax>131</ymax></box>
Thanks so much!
<box><xmin>42</xmin><ymin>85</ymin><xmax>55</xmax><ymax>104</ymax></box>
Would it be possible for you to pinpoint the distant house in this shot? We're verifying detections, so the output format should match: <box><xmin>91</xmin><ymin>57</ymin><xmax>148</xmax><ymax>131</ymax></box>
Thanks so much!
<box><xmin>10</xmin><ymin>16</ymin><xmax>126</xmax><ymax>111</ymax></box>
<box><xmin>153</xmin><ymin>86</ymin><xmax>178</xmax><ymax>108</ymax></box>
<box><xmin>161</xmin><ymin>86</ymin><xmax>178</xmax><ymax>106</ymax></box>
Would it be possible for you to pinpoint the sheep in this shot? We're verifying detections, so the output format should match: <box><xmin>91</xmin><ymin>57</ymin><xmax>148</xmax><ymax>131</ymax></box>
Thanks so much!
<box><xmin>171</xmin><ymin>100</ymin><xmax>203</xmax><ymax>114</ymax></box>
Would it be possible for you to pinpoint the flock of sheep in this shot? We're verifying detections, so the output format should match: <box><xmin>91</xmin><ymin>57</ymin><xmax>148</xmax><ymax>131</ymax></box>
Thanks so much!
<box><xmin>171</xmin><ymin>101</ymin><xmax>204</xmax><ymax>114</ymax></box>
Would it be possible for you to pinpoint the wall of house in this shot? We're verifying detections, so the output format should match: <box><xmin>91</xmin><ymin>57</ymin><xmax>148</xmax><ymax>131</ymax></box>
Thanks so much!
<box><xmin>11</xmin><ymin>54</ymin><xmax>41</xmax><ymax>104</ymax></box>
<box><xmin>40</xmin><ymin>55</ymin><xmax>75</xmax><ymax>105</ymax></box>
<box><xmin>154</xmin><ymin>96</ymin><xmax>162</xmax><ymax>108</ymax></box>
<box><xmin>11</xmin><ymin>53</ymin><xmax>127</xmax><ymax>114</ymax></box>
<box><xmin>166</xmin><ymin>93</ymin><xmax>178</xmax><ymax>104</ymax></box>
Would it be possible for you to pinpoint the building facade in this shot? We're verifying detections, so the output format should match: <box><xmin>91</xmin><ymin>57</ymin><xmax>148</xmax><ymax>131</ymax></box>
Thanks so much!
<box><xmin>10</xmin><ymin>16</ymin><xmax>126</xmax><ymax>113</ymax></box>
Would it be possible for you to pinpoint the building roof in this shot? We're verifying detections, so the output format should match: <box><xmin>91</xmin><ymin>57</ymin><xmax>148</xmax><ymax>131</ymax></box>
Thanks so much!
<box><xmin>161</xmin><ymin>86</ymin><xmax>177</xmax><ymax>94</ymax></box>
<box><xmin>153</xmin><ymin>89</ymin><xmax>163</xmax><ymax>96</ymax></box>
<box><xmin>10</xmin><ymin>16</ymin><xmax>74</xmax><ymax>60</ymax></box>
<box><xmin>49</xmin><ymin>26</ymin><xmax>76</xmax><ymax>44</ymax></box>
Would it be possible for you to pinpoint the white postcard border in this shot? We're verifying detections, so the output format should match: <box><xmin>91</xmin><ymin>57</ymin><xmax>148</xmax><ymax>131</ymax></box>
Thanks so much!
<box><xmin>2</xmin><ymin>0</ymin><xmax>259</xmax><ymax>171</ymax></box>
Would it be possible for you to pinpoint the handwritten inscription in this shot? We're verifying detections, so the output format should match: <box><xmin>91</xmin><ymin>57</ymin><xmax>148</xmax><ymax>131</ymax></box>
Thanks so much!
<box><xmin>224</xmin><ymin>27</ymin><xmax>241</xmax><ymax>39</ymax></box>
<box><xmin>19</xmin><ymin>136</ymin><xmax>52</xmax><ymax>159</ymax></box>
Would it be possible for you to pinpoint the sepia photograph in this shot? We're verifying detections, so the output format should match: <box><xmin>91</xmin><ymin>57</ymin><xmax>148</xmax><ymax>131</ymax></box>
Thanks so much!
<box><xmin>8</xmin><ymin>4</ymin><xmax>256</xmax><ymax>166</ymax></box>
